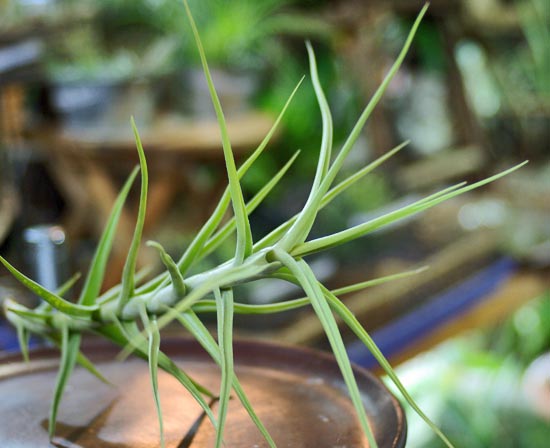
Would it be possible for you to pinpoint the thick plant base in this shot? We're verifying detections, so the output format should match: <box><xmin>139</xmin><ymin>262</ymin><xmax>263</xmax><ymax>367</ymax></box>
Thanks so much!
<box><xmin>0</xmin><ymin>339</ymin><xmax>406</xmax><ymax>447</ymax></box>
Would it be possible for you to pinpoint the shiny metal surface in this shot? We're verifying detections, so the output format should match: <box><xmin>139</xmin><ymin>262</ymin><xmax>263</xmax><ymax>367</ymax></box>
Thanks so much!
<box><xmin>0</xmin><ymin>338</ymin><xmax>406</xmax><ymax>447</ymax></box>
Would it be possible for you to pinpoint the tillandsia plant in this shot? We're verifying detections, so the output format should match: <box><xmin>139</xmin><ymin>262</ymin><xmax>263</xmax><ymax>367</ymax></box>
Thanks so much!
<box><xmin>1</xmin><ymin>2</ymin><xmax>525</xmax><ymax>448</ymax></box>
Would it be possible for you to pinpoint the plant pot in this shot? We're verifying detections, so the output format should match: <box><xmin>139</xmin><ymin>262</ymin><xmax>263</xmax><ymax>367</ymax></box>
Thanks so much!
<box><xmin>50</xmin><ymin>80</ymin><xmax>119</xmax><ymax>130</ymax></box>
<box><xmin>186</xmin><ymin>67</ymin><xmax>259</xmax><ymax>119</ymax></box>
<box><xmin>0</xmin><ymin>338</ymin><xmax>406</xmax><ymax>447</ymax></box>
<box><xmin>50</xmin><ymin>79</ymin><xmax>155</xmax><ymax>131</ymax></box>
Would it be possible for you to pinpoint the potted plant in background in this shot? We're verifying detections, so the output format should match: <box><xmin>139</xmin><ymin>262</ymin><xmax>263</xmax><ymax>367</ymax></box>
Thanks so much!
<box><xmin>174</xmin><ymin>0</ymin><xmax>282</xmax><ymax>117</ymax></box>
<box><xmin>174</xmin><ymin>0</ymin><xmax>327</xmax><ymax>118</ymax></box>
<box><xmin>47</xmin><ymin>12</ymin><xmax>178</xmax><ymax>131</ymax></box>
<box><xmin>0</xmin><ymin>2</ymin><xmax>525</xmax><ymax>447</ymax></box>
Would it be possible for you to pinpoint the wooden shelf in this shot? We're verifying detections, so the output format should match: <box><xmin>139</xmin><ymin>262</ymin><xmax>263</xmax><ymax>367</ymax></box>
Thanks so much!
<box><xmin>43</xmin><ymin>112</ymin><xmax>276</xmax><ymax>157</ymax></box>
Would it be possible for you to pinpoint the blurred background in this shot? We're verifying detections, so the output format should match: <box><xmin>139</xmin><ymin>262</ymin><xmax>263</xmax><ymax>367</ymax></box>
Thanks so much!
<box><xmin>0</xmin><ymin>0</ymin><xmax>548</xmax><ymax>446</ymax></box>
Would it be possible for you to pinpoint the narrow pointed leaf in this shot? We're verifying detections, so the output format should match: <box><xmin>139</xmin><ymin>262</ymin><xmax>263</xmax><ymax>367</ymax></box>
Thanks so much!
<box><xmin>322</xmin><ymin>4</ymin><xmax>428</xmax><ymax>189</ymax></box>
<box><xmin>331</xmin><ymin>266</ymin><xmax>428</xmax><ymax>296</ymax></box>
<box><xmin>238</xmin><ymin>77</ymin><xmax>304</xmax><ymax>177</ymax></box>
<box><xmin>182</xmin><ymin>0</ymin><xmax>252</xmax><ymax>263</ymax></box>
<box><xmin>98</xmin><ymin>267</ymin><xmax>152</xmax><ymax>305</ymax></box>
<box><xmin>49</xmin><ymin>326</ymin><xmax>81</xmax><ymax>439</ymax></box>
<box><xmin>42</xmin><ymin>333</ymin><xmax>111</xmax><ymax>385</ymax></box>
<box><xmin>140</xmin><ymin>308</ymin><xmax>165</xmax><ymax>448</ymax></box>
<box><xmin>306</xmin><ymin>40</ymin><xmax>333</xmax><ymax>184</ymax></box>
<box><xmin>75</xmin><ymin>351</ymin><xmax>111</xmax><ymax>385</ymax></box>
<box><xmin>293</xmin><ymin>162</ymin><xmax>527</xmax><ymax>257</ymax></box>
<box><xmin>192</xmin><ymin>267</ymin><xmax>427</xmax><ymax>315</ymax></box>
<box><xmin>173</xmin><ymin>310</ymin><xmax>276</xmax><ymax>447</ymax></box>
<box><xmin>15</xmin><ymin>323</ymin><xmax>30</xmax><ymax>362</ymax></box>
<box><xmin>0</xmin><ymin>256</ymin><xmax>97</xmax><ymax>317</ymax></box>
<box><xmin>255</xmin><ymin>142</ymin><xmax>412</xmax><ymax>251</ymax></box>
<box><xmin>56</xmin><ymin>272</ymin><xmax>82</xmax><ymax>299</ymax></box>
<box><xmin>118</xmin><ymin>118</ymin><xmax>149</xmax><ymax>313</ymax></box>
<box><xmin>278</xmin><ymin>43</ymin><xmax>333</xmax><ymax>250</ymax></box>
<box><xmin>7</xmin><ymin>306</ymin><xmax>50</xmax><ymax>320</ymax></box>
<box><xmin>4</xmin><ymin>302</ymin><xmax>50</xmax><ymax>334</ymax></box>
<box><xmin>214</xmin><ymin>288</ymin><xmax>234</xmax><ymax>448</ymax></box>
<box><xmin>80</xmin><ymin>167</ymin><xmax>139</xmax><ymax>306</ymax></box>
<box><xmin>38</xmin><ymin>271</ymin><xmax>82</xmax><ymax>314</ymax></box>
<box><xmin>417</xmin><ymin>161</ymin><xmax>528</xmax><ymax>210</ymax></box>
<box><xmin>323</xmin><ymin>288</ymin><xmax>454</xmax><ymax>448</ymax></box>
<box><xmin>321</xmin><ymin>140</ymin><xmax>409</xmax><ymax>207</ymax></box>
<box><xmin>171</xmin><ymin>78</ymin><xmax>303</xmax><ymax>280</ymax></box>
<box><xmin>273</xmin><ymin>250</ymin><xmax>377</xmax><ymax>447</ymax></box>
<box><xmin>106</xmin><ymin>320</ymin><xmax>217</xmax><ymax>425</ymax></box>
<box><xmin>147</xmin><ymin>241</ymin><xmax>186</xmax><ymax>297</ymax></box>
<box><xmin>200</xmin><ymin>150</ymin><xmax>301</xmax><ymax>259</ymax></box>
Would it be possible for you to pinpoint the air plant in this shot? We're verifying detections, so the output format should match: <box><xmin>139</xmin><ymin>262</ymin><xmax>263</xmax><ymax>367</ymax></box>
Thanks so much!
<box><xmin>1</xmin><ymin>2</ymin><xmax>525</xmax><ymax>448</ymax></box>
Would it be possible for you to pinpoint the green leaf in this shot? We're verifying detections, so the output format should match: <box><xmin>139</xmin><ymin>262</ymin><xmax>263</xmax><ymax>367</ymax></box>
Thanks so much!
<box><xmin>4</xmin><ymin>300</ymin><xmax>50</xmax><ymax>335</ymax></box>
<box><xmin>323</xmin><ymin>288</ymin><xmax>454</xmax><ymax>448</ymax></box>
<box><xmin>80</xmin><ymin>167</ymin><xmax>139</xmax><ymax>306</ymax></box>
<box><xmin>0</xmin><ymin>256</ymin><xmax>97</xmax><ymax>317</ymax></box>
<box><xmin>151</xmin><ymin>258</ymin><xmax>271</xmax><ymax>337</ymax></box>
<box><xmin>43</xmin><ymin>333</ymin><xmax>111</xmax><ymax>385</ymax></box>
<box><xmin>147</xmin><ymin>241</ymin><xmax>186</xmax><ymax>297</ymax></box>
<box><xmin>49</xmin><ymin>326</ymin><xmax>81</xmax><ymax>439</ymax></box>
<box><xmin>15</xmin><ymin>322</ymin><xmax>30</xmax><ymax>363</ymax></box>
<box><xmin>36</xmin><ymin>271</ymin><xmax>82</xmax><ymax>318</ymax></box>
<box><xmin>182</xmin><ymin>0</ymin><xmax>252</xmax><ymax>264</ymax></box>
<box><xmin>74</xmin><ymin>351</ymin><xmax>111</xmax><ymax>385</ymax></box>
<box><xmin>278</xmin><ymin>42</ymin><xmax>333</xmax><ymax>250</ymax></box>
<box><xmin>308</xmin><ymin>42</ymin><xmax>333</xmax><ymax>182</ymax></box>
<box><xmin>191</xmin><ymin>266</ymin><xmax>428</xmax><ymax>315</ymax></box>
<box><xmin>174</xmin><ymin>192</ymin><xmax>232</xmax><ymax>278</ymax></box>
<box><xmin>272</xmin><ymin>249</ymin><xmax>378</xmax><ymax>447</ymax></box>
<box><xmin>56</xmin><ymin>272</ymin><xmax>82</xmax><ymax>299</ymax></box>
<box><xmin>331</xmin><ymin>266</ymin><xmax>428</xmax><ymax>296</ymax></box>
<box><xmin>238</xmin><ymin>77</ymin><xmax>304</xmax><ymax>177</ymax></box>
<box><xmin>214</xmin><ymin>289</ymin><xmax>234</xmax><ymax>448</ymax></box>
<box><xmin>106</xmin><ymin>320</ymin><xmax>217</xmax><ymax>425</ymax></box>
<box><xmin>200</xmin><ymin>150</ymin><xmax>301</xmax><ymax>259</ymax></box>
<box><xmin>320</xmin><ymin>140</ymin><xmax>409</xmax><ymax>207</ymax></box>
<box><xmin>173</xmin><ymin>310</ymin><xmax>276</xmax><ymax>447</ymax></box>
<box><xmin>171</xmin><ymin>77</ymin><xmax>303</xmax><ymax>279</ymax></box>
<box><xmin>118</xmin><ymin>118</ymin><xmax>149</xmax><ymax>313</ymax></box>
<box><xmin>7</xmin><ymin>306</ymin><xmax>50</xmax><ymax>321</ymax></box>
<box><xmin>254</xmin><ymin>141</ymin><xmax>411</xmax><ymax>251</ymax></box>
<box><xmin>322</xmin><ymin>4</ymin><xmax>428</xmax><ymax>190</ymax></box>
<box><xmin>98</xmin><ymin>267</ymin><xmax>152</xmax><ymax>305</ymax></box>
<box><xmin>140</xmin><ymin>308</ymin><xmax>165</xmax><ymax>448</ymax></box>
<box><xmin>292</xmin><ymin>162</ymin><xmax>527</xmax><ymax>257</ymax></box>
<box><xmin>278</xmin><ymin>4</ymin><xmax>428</xmax><ymax>252</ymax></box>
<box><xmin>193</xmin><ymin>297</ymin><xmax>310</xmax><ymax>315</ymax></box>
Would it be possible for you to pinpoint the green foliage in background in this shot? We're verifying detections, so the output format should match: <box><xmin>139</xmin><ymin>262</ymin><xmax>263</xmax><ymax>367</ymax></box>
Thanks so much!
<box><xmin>400</xmin><ymin>293</ymin><xmax>550</xmax><ymax>448</ymax></box>
<box><xmin>487</xmin><ymin>292</ymin><xmax>550</xmax><ymax>367</ymax></box>
<box><xmin>518</xmin><ymin>0</ymin><xmax>550</xmax><ymax>96</ymax></box>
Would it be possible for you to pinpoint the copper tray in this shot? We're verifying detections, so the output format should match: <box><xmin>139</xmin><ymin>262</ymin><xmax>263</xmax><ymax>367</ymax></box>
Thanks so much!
<box><xmin>0</xmin><ymin>338</ymin><xmax>406</xmax><ymax>447</ymax></box>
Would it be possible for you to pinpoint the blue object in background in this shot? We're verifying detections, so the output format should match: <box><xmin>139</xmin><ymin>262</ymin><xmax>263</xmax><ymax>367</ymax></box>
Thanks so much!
<box><xmin>348</xmin><ymin>257</ymin><xmax>518</xmax><ymax>369</ymax></box>
<box><xmin>0</xmin><ymin>320</ymin><xmax>21</xmax><ymax>353</ymax></box>
<box><xmin>0</xmin><ymin>319</ymin><xmax>41</xmax><ymax>354</ymax></box>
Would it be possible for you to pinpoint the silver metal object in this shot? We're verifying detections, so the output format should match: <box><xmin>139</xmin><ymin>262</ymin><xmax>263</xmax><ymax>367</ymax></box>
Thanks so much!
<box><xmin>22</xmin><ymin>224</ymin><xmax>68</xmax><ymax>293</ymax></box>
